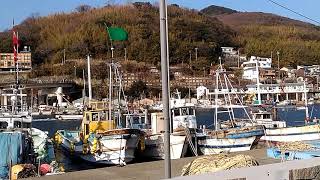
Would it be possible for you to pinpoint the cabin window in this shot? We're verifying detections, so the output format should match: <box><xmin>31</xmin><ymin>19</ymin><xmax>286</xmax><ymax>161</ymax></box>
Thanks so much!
<box><xmin>22</xmin><ymin>122</ymin><xmax>31</xmax><ymax>128</ymax></box>
<box><xmin>263</xmin><ymin>114</ymin><xmax>271</xmax><ymax>119</ymax></box>
<box><xmin>181</xmin><ymin>108</ymin><xmax>188</xmax><ymax>116</ymax></box>
<box><xmin>85</xmin><ymin>124</ymin><xmax>89</xmax><ymax>135</ymax></box>
<box><xmin>92</xmin><ymin>113</ymin><xmax>99</xmax><ymax>121</ymax></box>
<box><xmin>189</xmin><ymin>108</ymin><xmax>194</xmax><ymax>115</ymax></box>
<box><xmin>132</xmin><ymin>117</ymin><xmax>140</xmax><ymax>124</ymax></box>
<box><xmin>99</xmin><ymin>111</ymin><xmax>106</xmax><ymax>121</ymax></box>
<box><xmin>14</xmin><ymin>121</ymin><xmax>22</xmax><ymax>128</ymax></box>
<box><xmin>256</xmin><ymin>115</ymin><xmax>262</xmax><ymax>119</ymax></box>
<box><xmin>173</xmin><ymin>109</ymin><xmax>180</xmax><ymax>116</ymax></box>
<box><xmin>0</xmin><ymin>122</ymin><xmax>8</xmax><ymax>129</ymax></box>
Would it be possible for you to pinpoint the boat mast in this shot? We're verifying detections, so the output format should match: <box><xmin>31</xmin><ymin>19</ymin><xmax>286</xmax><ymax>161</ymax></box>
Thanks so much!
<box><xmin>109</xmin><ymin>62</ymin><xmax>113</xmax><ymax>128</ymax></box>
<box><xmin>87</xmin><ymin>55</ymin><xmax>92</xmax><ymax>100</ymax></box>
<box><xmin>214</xmin><ymin>66</ymin><xmax>219</xmax><ymax>130</ymax></box>
<box><xmin>304</xmin><ymin>81</ymin><xmax>309</xmax><ymax>121</ymax></box>
<box><xmin>12</xmin><ymin>22</ymin><xmax>19</xmax><ymax>115</ymax></box>
<box><xmin>256</xmin><ymin>61</ymin><xmax>261</xmax><ymax>105</ymax></box>
<box><xmin>159</xmin><ymin>0</ymin><xmax>171</xmax><ymax>177</ymax></box>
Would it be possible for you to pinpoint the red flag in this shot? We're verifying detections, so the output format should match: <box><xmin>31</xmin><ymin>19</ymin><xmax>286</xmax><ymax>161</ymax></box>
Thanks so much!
<box><xmin>13</xmin><ymin>31</ymin><xmax>18</xmax><ymax>45</ymax></box>
<box><xmin>12</xmin><ymin>29</ymin><xmax>18</xmax><ymax>62</ymax></box>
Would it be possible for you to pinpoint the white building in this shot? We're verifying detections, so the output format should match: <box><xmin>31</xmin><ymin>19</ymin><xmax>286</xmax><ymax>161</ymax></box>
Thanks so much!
<box><xmin>242</xmin><ymin>56</ymin><xmax>272</xmax><ymax>80</ymax></box>
<box><xmin>221</xmin><ymin>47</ymin><xmax>238</xmax><ymax>56</ymax></box>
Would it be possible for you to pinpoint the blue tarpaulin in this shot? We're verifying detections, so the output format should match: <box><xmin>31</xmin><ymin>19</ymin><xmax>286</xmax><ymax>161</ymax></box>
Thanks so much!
<box><xmin>0</xmin><ymin>132</ymin><xmax>24</xmax><ymax>179</ymax></box>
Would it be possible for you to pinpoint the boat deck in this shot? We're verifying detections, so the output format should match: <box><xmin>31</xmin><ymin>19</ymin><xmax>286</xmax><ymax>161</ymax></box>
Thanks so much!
<box><xmin>29</xmin><ymin>148</ymin><xmax>280</xmax><ymax>180</ymax></box>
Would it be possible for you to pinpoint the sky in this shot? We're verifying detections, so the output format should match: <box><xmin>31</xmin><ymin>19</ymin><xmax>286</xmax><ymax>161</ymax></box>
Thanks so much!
<box><xmin>0</xmin><ymin>0</ymin><xmax>319</xmax><ymax>32</ymax></box>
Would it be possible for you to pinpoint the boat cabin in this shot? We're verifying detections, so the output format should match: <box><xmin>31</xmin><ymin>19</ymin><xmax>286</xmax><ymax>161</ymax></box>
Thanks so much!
<box><xmin>171</xmin><ymin>106</ymin><xmax>197</xmax><ymax>130</ymax></box>
<box><xmin>81</xmin><ymin>110</ymin><xmax>115</xmax><ymax>136</ymax></box>
<box><xmin>252</xmin><ymin>111</ymin><xmax>286</xmax><ymax>128</ymax></box>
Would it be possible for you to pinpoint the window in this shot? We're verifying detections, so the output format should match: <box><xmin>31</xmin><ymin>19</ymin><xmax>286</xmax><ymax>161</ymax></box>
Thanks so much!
<box><xmin>189</xmin><ymin>108</ymin><xmax>194</xmax><ymax>115</ymax></box>
<box><xmin>173</xmin><ymin>109</ymin><xmax>180</xmax><ymax>116</ymax></box>
<box><xmin>181</xmin><ymin>108</ymin><xmax>188</xmax><ymax>116</ymax></box>
<box><xmin>92</xmin><ymin>113</ymin><xmax>99</xmax><ymax>121</ymax></box>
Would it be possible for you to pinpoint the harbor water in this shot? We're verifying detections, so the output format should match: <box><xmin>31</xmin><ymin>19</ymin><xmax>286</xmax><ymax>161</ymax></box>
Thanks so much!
<box><xmin>32</xmin><ymin>104</ymin><xmax>320</xmax><ymax>172</ymax></box>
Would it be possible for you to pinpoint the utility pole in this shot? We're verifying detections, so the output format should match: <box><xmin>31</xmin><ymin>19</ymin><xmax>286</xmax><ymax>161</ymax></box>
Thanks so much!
<box><xmin>124</xmin><ymin>48</ymin><xmax>127</xmax><ymax>61</ymax></box>
<box><xmin>74</xmin><ymin>66</ymin><xmax>77</xmax><ymax>77</ymax></box>
<box><xmin>87</xmin><ymin>55</ymin><xmax>92</xmax><ymax>100</ymax></box>
<box><xmin>189</xmin><ymin>50</ymin><xmax>192</xmax><ymax>65</ymax></box>
<box><xmin>277</xmin><ymin>51</ymin><xmax>280</xmax><ymax>80</ymax></box>
<box><xmin>82</xmin><ymin>69</ymin><xmax>86</xmax><ymax>98</ymax></box>
<box><xmin>195</xmin><ymin>47</ymin><xmax>198</xmax><ymax>62</ymax></box>
<box><xmin>159</xmin><ymin>0</ymin><xmax>171</xmax><ymax>178</ymax></box>
<box><xmin>237</xmin><ymin>49</ymin><xmax>240</xmax><ymax>68</ymax></box>
<box><xmin>63</xmin><ymin>49</ymin><xmax>66</xmax><ymax>64</ymax></box>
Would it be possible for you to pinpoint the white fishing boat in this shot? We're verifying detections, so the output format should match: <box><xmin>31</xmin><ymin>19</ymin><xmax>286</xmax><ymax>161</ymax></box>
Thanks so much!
<box><xmin>250</xmin><ymin>110</ymin><xmax>286</xmax><ymax>128</ymax></box>
<box><xmin>261</xmin><ymin>124</ymin><xmax>320</xmax><ymax>142</ymax></box>
<box><xmin>54</xmin><ymin>110</ymin><xmax>144</xmax><ymax>165</ymax></box>
<box><xmin>143</xmin><ymin>131</ymin><xmax>188</xmax><ymax>159</ymax></box>
<box><xmin>54</xmin><ymin>61</ymin><xmax>145</xmax><ymax>165</ymax></box>
<box><xmin>130</xmin><ymin>90</ymin><xmax>196</xmax><ymax>160</ymax></box>
<box><xmin>198</xmin><ymin>136</ymin><xmax>256</xmax><ymax>154</ymax></box>
<box><xmin>198</xmin><ymin>62</ymin><xmax>264</xmax><ymax>155</ymax></box>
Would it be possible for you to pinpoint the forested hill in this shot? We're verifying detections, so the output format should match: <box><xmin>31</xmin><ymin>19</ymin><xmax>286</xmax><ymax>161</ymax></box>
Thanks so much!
<box><xmin>1</xmin><ymin>3</ymin><xmax>320</xmax><ymax>69</ymax></box>
<box><xmin>200</xmin><ymin>5</ymin><xmax>237</xmax><ymax>16</ymax></box>
<box><xmin>201</xmin><ymin>5</ymin><xmax>320</xmax><ymax>67</ymax></box>
<box><xmin>0</xmin><ymin>3</ymin><xmax>234</xmax><ymax>67</ymax></box>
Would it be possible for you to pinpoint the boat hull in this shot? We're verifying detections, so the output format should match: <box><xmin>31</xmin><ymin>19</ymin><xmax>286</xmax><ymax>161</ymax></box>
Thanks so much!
<box><xmin>142</xmin><ymin>134</ymin><xmax>187</xmax><ymax>159</ymax></box>
<box><xmin>56</xmin><ymin>130</ymin><xmax>140</xmax><ymax>165</ymax></box>
<box><xmin>261</xmin><ymin>124</ymin><xmax>320</xmax><ymax>142</ymax></box>
<box><xmin>198</xmin><ymin>136</ymin><xmax>256</xmax><ymax>155</ymax></box>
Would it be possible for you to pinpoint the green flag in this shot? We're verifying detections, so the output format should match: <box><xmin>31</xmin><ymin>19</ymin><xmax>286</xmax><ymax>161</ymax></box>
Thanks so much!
<box><xmin>107</xmin><ymin>27</ymin><xmax>128</xmax><ymax>41</ymax></box>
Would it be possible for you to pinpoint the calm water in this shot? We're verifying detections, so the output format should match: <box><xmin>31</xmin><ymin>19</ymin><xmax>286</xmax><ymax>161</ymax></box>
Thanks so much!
<box><xmin>32</xmin><ymin>104</ymin><xmax>320</xmax><ymax>171</ymax></box>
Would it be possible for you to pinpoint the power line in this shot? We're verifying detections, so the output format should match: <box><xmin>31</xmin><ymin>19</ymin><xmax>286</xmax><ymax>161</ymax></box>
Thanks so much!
<box><xmin>266</xmin><ymin>0</ymin><xmax>320</xmax><ymax>25</ymax></box>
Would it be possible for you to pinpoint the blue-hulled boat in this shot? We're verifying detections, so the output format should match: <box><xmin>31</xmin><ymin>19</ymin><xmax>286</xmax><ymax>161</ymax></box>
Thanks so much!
<box><xmin>197</xmin><ymin>64</ymin><xmax>265</xmax><ymax>155</ymax></box>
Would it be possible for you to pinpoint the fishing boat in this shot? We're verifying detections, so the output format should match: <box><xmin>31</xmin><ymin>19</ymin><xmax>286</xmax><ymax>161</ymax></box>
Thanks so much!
<box><xmin>54</xmin><ymin>61</ymin><xmax>145</xmax><ymax>165</ymax></box>
<box><xmin>129</xmin><ymin>90</ymin><xmax>197</xmax><ymax>160</ymax></box>
<box><xmin>197</xmin><ymin>62</ymin><xmax>264</xmax><ymax>155</ymax></box>
<box><xmin>54</xmin><ymin>108</ymin><xmax>145</xmax><ymax>165</ymax></box>
<box><xmin>140</xmin><ymin>112</ymin><xmax>191</xmax><ymax>160</ymax></box>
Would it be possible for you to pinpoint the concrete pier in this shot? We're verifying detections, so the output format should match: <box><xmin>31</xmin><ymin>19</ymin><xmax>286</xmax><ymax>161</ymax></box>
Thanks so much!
<box><xmin>30</xmin><ymin>148</ymin><xmax>279</xmax><ymax>180</ymax></box>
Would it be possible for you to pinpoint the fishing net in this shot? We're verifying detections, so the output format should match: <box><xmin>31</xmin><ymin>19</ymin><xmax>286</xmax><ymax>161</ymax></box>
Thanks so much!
<box><xmin>276</xmin><ymin>141</ymin><xmax>316</xmax><ymax>152</ymax></box>
<box><xmin>181</xmin><ymin>154</ymin><xmax>258</xmax><ymax>176</ymax></box>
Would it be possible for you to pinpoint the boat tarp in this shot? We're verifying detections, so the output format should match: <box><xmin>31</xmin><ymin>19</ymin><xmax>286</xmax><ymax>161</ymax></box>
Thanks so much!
<box><xmin>0</xmin><ymin>132</ymin><xmax>24</xmax><ymax>179</ymax></box>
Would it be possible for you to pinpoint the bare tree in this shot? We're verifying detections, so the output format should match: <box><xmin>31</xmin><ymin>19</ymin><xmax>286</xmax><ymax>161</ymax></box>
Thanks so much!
<box><xmin>76</xmin><ymin>4</ymin><xmax>91</xmax><ymax>13</ymax></box>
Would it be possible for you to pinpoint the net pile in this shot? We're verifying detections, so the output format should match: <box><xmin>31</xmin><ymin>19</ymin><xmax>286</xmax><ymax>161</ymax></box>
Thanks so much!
<box><xmin>276</xmin><ymin>142</ymin><xmax>315</xmax><ymax>152</ymax></box>
<box><xmin>181</xmin><ymin>154</ymin><xmax>258</xmax><ymax>176</ymax></box>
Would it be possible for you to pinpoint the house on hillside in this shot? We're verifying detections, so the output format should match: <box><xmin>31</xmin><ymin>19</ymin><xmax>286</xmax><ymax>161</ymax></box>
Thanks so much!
<box><xmin>242</xmin><ymin>56</ymin><xmax>272</xmax><ymax>80</ymax></box>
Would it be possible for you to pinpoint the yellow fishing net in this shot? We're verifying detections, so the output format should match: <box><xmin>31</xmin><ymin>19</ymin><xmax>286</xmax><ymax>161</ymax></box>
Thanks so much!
<box><xmin>276</xmin><ymin>141</ymin><xmax>315</xmax><ymax>152</ymax></box>
<box><xmin>181</xmin><ymin>154</ymin><xmax>258</xmax><ymax>176</ymax></box>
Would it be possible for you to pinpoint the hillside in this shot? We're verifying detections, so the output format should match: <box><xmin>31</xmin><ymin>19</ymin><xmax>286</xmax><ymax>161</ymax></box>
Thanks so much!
<box><xmin>0</xmin><ymin>3</ymin><xmax>235</xmax><ymax>68</ymax></box>
<box><xmin>216</xmin><ymin>12</ymin><xmax>316</xmax><ymax>29</ymax></box>
<box><xmin>200</xmin><ymin>5</ymin><xmax>237</xmax><ymax>16</ymax></box>
<box><xmin>202</xmin><ymin>6</ymin><xmax>320</xmax><ymax>67</ymax></box>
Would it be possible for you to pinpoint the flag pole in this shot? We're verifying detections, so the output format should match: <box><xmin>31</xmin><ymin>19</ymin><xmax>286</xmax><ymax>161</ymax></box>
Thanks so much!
<box><xmin>104</xmin><ymin>23</ymin><xmax>113</xmax><ymax>129</ymax></box>
<box><xmin>159</xmin><ymin>0</ymin><xmax>171</xmax><ymax>178</ymax></box>
<box><xmin>104</xmin><ymin>23</ymin><xmax>114</xmax><ymax>59</ymax></box>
